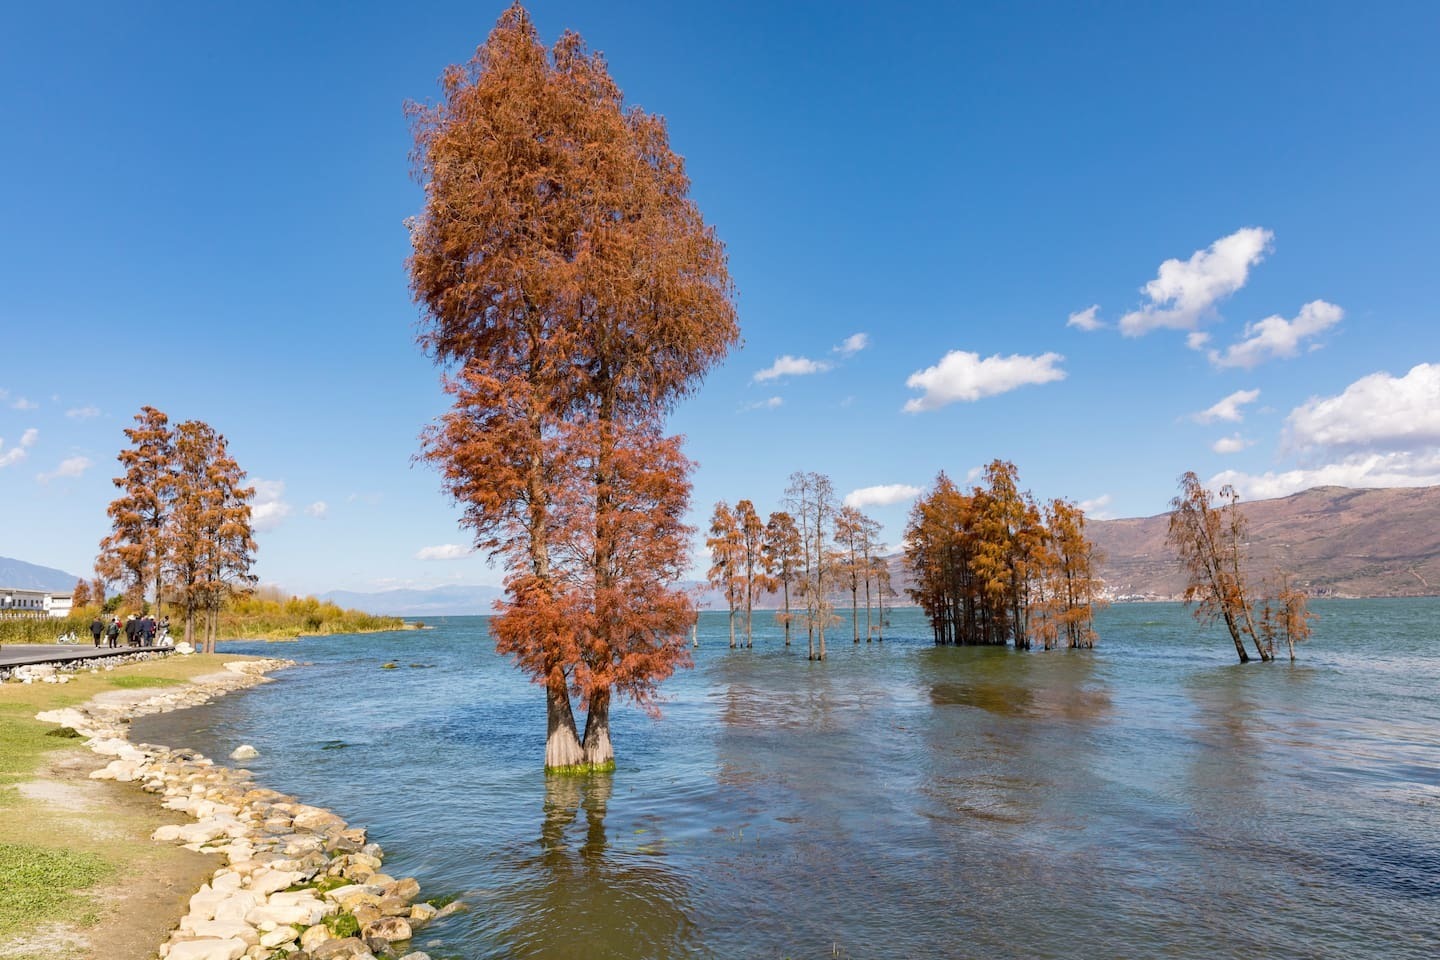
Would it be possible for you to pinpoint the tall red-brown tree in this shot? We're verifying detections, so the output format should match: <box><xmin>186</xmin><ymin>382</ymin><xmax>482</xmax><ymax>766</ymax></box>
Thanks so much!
<box><xmin>734</xmin><ymin>499</ymin><xmax>769</xmax><ymax>648</ymax></box>
<box><xmin>98</xmin><ymin>406</ymin><xmax>175</xmax><ymax>613</ymax></box>
<box><xmin>1167</xmin><ymin>472</ymin><xmax>1268</xmax><ymax>663</ymax></box>
<box><xmin>71</xmin><ymin>579</ymin><xmax>91</xmax><ymax>610</ymax></box>
<box><xmin>763</xmin><ymin>511</ymin><xmax>801</xmax><ymax>646</ymax></box>
<box><xmin>410</xmin><ymin>3</ymin><xmax>737</xmax><ymax>770</ymax></box>
<box><xmin>706</xmin><ymin>501</ymin><xmax>743</xmax><ymax>649</ymax></box>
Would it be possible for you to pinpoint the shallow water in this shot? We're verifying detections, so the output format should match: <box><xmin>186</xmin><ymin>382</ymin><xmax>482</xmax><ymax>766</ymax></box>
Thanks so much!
<box><xmin>133</xmin><ymin>601</ymin><xmax>1440</xmax><ymax>959</ymax></box>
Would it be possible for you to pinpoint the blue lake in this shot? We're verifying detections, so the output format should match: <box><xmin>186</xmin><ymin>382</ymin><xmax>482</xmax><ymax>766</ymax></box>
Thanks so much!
<box><xmin>132</xmin><ymin>600</ymin><xmax>1440</xmax><ymax>959</ymax></box>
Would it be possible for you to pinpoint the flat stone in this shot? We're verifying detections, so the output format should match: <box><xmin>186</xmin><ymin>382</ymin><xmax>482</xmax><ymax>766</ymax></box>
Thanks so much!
<box><xmin>361</xmin><ymin>916</ymin><xmax>412</xmax><ymax>943</ymax></box>
<box><xmin>165</xmin><ymin>939</ymin><xmax>248</xmax><ymax>960</ymax></box>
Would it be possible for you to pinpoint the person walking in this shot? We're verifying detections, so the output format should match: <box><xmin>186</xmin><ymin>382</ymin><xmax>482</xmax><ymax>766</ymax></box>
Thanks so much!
<box><xmin>124</xmin><ymin>615</ymin><xmax>138</xmax><ymax>647</ymax></box>
<box><xmin>106</xmin><ymin>617</ymin><xmax>120</xmax><ymax>648</ymax></box>
<box><xmin>90</xmin><ymin>616</ymin><xmax>104</xmax><ymax>647</ymax></box>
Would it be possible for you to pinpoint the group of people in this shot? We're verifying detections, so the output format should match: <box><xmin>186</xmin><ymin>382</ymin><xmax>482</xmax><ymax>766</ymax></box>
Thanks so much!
<box><xmin>88</xmin><ymin>613</ymin><xmax>170</xmax><ymax>648</ymax></box>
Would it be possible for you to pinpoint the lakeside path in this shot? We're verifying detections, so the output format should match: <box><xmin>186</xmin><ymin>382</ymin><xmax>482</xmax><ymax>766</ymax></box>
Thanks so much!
<box><xmin>0</xmin><ymin>652</ymin><xmax>454</xmax><ymax>960</ymax></box>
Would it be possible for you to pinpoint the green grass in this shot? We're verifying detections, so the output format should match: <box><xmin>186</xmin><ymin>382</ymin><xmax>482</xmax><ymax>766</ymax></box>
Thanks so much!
<box><xmin>0</xmin><ymin>841</ymin><xmax>112</xmax><ymax>937</ymax></box>
<box><xmin>106</xmin><ymin>675</ymin><xmax>182</xmax><ymax>689</ymax></box>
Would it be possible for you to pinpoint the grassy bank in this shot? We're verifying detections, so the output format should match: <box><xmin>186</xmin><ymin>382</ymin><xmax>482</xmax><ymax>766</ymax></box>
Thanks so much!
<box><xmin>1</xmin><ymin>595</ymin><xmax>405</xmax><ymax>646</ymax></box>
<box><xmin>0</xmin><ymin>654</ymin><xmax>254</xmax><ymax>949</ymax></box>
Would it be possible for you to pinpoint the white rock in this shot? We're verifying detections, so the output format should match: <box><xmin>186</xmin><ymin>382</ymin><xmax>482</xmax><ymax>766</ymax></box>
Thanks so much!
<box><xmin>182</xmin><ymin>919</ymin><xmax>259</xmax><ymax>946</ymax></box>
<box><xmin>152</xmin><ymin>825</ymin><xmax>184</xmax><ymax>842</ymax></box>
<box><xmin>259</xmin><ymin>927</ymin><xmax>299</xmax><ymax>948</ymax></box>
<box><xmin>165</xmin><ymin>939</ymin><xmax>247</xmax><ymax>960</ymax></box>
<box><xmin>229</xmin><ymin>745</ymin><xmax>259</xmax><ymax>761</ymax></box>
<box><xmin>246</xmin><ymin>868</ymin><xmax>301</xmax><ymax>896</ymax></box>
<box><xmin>188</xmin><ymin>885</ymin><xmax>228</xmax><ymax>922</ymax></box>
<box><xmin>245</xmin><ymin>901</ymin><xmax>323</xmax><ymax>927</ymax></box>
<box><xmin>213</xmin><ymin>890</ymin><xmax>260</xmax><ymax>924</ymax></box>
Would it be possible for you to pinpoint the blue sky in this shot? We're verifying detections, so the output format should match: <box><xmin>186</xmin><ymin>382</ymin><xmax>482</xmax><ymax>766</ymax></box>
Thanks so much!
<box><xmin>2</xmin><ymin>1</ymin><xmax>1438</xmax><ymax>595</ymax></box>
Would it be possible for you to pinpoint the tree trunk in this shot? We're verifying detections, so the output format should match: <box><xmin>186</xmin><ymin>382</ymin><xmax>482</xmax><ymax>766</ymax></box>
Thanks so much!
<box><xmin>864</xmin><ymin>572</ymin><xmax>872</xmax><ymax>642</ymax></box>
<box><xmin>545</xmin><ymin>677</ymin><xmax>585</xmax><ymax>770</ymax></box>
<box><xmin>728</xmin><ymin>605</ymin><xmax>736</xmax><ymax>649</ymax></box>
<box><xmin>852</xmin><ymin>584</ymin><xmax>859</xmax><ymax>643</ymax></box>
<box><xmin>782</xmin><ymin>577</ymin><xmax>791</xmax><ymax>646</ymax></box>
<box><xmin>581</xmin><ymin>688</ymin><xmax>614</xmax><ymax>769</ymax></box>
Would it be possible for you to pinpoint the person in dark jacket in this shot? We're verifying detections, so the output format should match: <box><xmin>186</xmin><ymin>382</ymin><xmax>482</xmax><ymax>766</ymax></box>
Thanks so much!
<box><xmin>124</xmin><ymin>615</ymin><xmax>139</xmax><ymax>647</ymax></box>
<box><xmin>106</xmin><ymin>618</ymin><xmax>120</xmax><ymax>647</ymax></box>
<box><xmin>90</xmin><ymin>616</ymin><xmax>104</xmax><ymax>647</ymax></box>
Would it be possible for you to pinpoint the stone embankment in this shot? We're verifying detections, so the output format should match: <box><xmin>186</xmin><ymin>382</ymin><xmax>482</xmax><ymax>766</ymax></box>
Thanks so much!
<box><xmin>34</xmin><ymin>659</ymin><xmax>461</xmax><ymax>960</ymax></box>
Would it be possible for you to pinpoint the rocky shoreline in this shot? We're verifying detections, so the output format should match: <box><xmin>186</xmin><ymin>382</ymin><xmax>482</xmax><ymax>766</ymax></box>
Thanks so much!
<box><xmin>33</xmin><ymin>659</ymin><xmax>458</xmax><ymax>960</ymax></box>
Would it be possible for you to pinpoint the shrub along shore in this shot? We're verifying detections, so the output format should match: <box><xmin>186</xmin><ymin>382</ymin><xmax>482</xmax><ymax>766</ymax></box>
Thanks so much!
<box><xmin>3</xmin><ymin>652</ymin><xmax>458</xmax><ymax>960</ymax></box>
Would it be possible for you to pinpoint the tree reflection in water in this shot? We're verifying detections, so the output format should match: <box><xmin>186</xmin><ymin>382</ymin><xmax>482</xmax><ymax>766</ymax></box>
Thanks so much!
<box><xmin>490</xmin><ymin>773</ymin><xmax>703</xmax><ymax>960</ymax></box>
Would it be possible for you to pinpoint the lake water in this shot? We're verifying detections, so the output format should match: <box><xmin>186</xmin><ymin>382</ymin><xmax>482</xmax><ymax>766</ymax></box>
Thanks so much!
<box><xmin>131</xmin><ymin>601</ymin><xmax>1440</xmax><ymax>959</ymax></box>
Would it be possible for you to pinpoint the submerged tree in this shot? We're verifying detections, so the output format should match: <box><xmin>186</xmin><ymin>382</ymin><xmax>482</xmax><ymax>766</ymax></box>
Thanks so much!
<box><xmin>735</xmin><ymin>499</ymin><xmax>769</xmax><ymax>648</ymax></box>
<box><xmin>1166</xmin><ymin>472</ymin><xmax>1269</xmax><ymax>663</ymax></box>
<box><xmin>1258</xmin><ymin>572</ymin><xmax>1316</xmax><ymax>661</ymax></box>
<box><xmin>763</xmin><ymin>511</ymin><xmax>801</xmax><ymax>646</ymax></box>
<box><xmin>410</xmin><ymin>2</ymin><xmax>737</xmax><ymax>770</ymax></box>
<box><xmin>835</xmin><ymin>505</ymin><xmax>879</xmax><ymax>644</ymax></box>
<box><xmin>706</xmin><ymin>501</ymin><xmax>743</xmax><ymax>649</ymax></box>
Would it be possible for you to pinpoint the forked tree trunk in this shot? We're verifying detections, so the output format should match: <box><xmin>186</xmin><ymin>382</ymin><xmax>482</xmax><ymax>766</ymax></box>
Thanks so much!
<box><xmin>545</xmin><ymin>677</ymin><xmax>585</xmax><ymax>770</ymax></box>
<box><xmin>581</xmin><ymin>688</ymin><xmax>613</xmax><ymax>768</ymax></box>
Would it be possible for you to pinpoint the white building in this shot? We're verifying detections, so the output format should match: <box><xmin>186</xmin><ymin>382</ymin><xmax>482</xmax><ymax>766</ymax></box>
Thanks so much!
<box><xmin>0</xmin><ymin>588</ymin><xmax>72</xmax><ymax>619</ymax></box>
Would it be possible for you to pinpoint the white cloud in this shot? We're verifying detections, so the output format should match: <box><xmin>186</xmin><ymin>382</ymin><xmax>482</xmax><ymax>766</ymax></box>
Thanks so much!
<box><xmin>1118</xmin><ymin>227</ymin><xmax>1273</xmax><ymax>336</ymax></box>
<box><xmin>1078</xmin><ymin>494</ymin><xmax>1113</xmax><ymax>519</ymax></box>
<box><xmin>753</xmin><ymin>354</ymin><xmax>832</xmax><ymax>382</ymax></box>
<box><xmin>10</xmin><ymin>396</ymin><xmax>38</xmax><ymax>410</ymax></box>
<box><xmin>1208</xmin><ymin>300</ymin><xmax>1343</xmax><ymax>369</ymax></box>
<box><xmin>834</xmin><ymin>333</ymin><xmax>869</xmax><ymax>355</ymax></box>
<box><xmin>1287</xmin><ymin>363</ymin><xmax>1440</xmax><ymax>452</ymax></box>
<box><xmin>1212</xmin><ymin>450</ymin><xmax>1440</xmax><ymax>501</ymax></box>
<box><xmin>305</xmin><ymin>501</ymin><xmax>329</xmax><ymax>518</ymax></box>
<box><xmin>1193</xmin><ymin>388</ymin><xmax>1261</xmax><ymax>424</ymax></box>
<box><xmin>903</xmin><ymin>350</ymin><xmax>1065</xmax><ymax>412</ymax></box>
<box><xmin>742</xmin><ymin>396</ymin><xmax>783</xmax><ymax>411</ymax></box>
<box><xmin>1211</xmin><ymin>434</ymin><xmax>1251</xmax><ymax>454</ymax></box>
<box><xmin>65</xmin><ymin>405</ymin><xmax>101</xmax><ymax>420</ymax></box>
<box><xmin>0</xmin><ymin>428</ymin><xmax>39</xmax><ymax>468</ymax></box>
<box><xmin>416</xmin><ymin>543</ymin><xmax>474</xmax><ymax>561</ymax></box>
<box><xmin>1186</xmin><ymin>331</ymin><xmax>1211</xmax><ymax>351</ymax></box>
<box><xmin>37</xmin><ymin>455</ymin><xmax>92</xmax><ymax>483</ymax></box>
<box><xmin>844</xmin><ymin>484</ymin><xmax>922</xmax><ymax>509</ymax></box>
<box><xmin>1066</xmin><ymin>305</ymin><xmax>1103</xmax><ymax>331</ymax></box>
<box><xmin>251</xmin><ymin>479</ymin><xmax>293</xmax><ymax>532</ymax></box>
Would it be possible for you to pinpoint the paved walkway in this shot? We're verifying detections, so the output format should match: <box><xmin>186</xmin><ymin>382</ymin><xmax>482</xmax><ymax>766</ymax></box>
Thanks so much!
<box><xmin>0</xmin><ymin>643</ymin><xmax>171</xmax><ymax>667</ymax></box>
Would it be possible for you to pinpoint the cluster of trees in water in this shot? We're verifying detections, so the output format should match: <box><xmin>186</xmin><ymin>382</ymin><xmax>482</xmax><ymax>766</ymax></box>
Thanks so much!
<box><xmin>706</xmin><ymin>461</ymin><xmax>1106</xmax><ymax>660</ymax></box>
<box><xmin>706</xmin><ymin>471</ymin><xmax>894</xmax><ymax>660</ymax></box>
<box><xmin>905</xmin><ymin>461</ymin><xmax>1104</xmax><ymax>650</ymax></box>
<box><xmin>87</xmin><ymin>405</ymin><xmax>257</xmax><ymax>653</ymax></box>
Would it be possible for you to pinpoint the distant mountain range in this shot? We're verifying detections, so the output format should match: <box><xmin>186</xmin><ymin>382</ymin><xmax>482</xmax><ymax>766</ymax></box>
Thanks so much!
<box><xmin>1087</xmin><ymin>484</ymin><xmax>1440</xmax><ymax>599</ymax></box>
<box><xmin>318</xmin><ymin>584</ymin><xmax>504</xmax><ymax>617</ymax></box>
<box><xmin>9</xmin><ymin>485</ymin><xmax>1438</xmax><ymax>611</ymax></box>
<box><xmin>0</xmin><ymin>556</ymin><xmax>82</xmax><ymax>593</ymax></box>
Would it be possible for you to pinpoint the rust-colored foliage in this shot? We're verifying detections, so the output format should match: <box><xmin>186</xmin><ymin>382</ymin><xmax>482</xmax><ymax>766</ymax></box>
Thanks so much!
<box><xmin>98</xmin><ymin>406</ymin><xmax>175</xmax><ymax>612</ymax></box>
<box><xmin>71</xmin><ymin>579</ymin><xmax>91</xmax><ymax>610</ymax></box>
<box><xmin>169</xmin><ymin>421</ymin><xmax>257</xmax><ymax>653</ymax></box>
<box><xmin>1258</xmin><ymin>572</ymin><xmax>1317</xmax><ymax>661</ymax></box>
<box><xmin>905</xmin><ymin>462</ymin><xmax>1101</xmax><ymax>649</ymax></box>
<box><xmin>763</xmin><ymin>511</ymin><xmax>801</xmax><ymax>646</ymax></box>
<box><xmin>1166</xmin><ymin>472</ymin><xmax>1271</xmax><ymax>663</ymax></box>
<box><xmin>706</xmin><ymin>501</ymin><xmax>743</xmax><ymax>648</ymax></box>
<box><xmin>410</xmin><ymin>2</ymin><xmax>737</xmax><ymax>768</ymax></box>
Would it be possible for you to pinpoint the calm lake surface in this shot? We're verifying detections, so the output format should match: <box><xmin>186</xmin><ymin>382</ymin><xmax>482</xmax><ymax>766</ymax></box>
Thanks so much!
<box><xmin>132</xmin><ymin>601</ymin><xmax>1440</xmax><ymax>959</ymax></box>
